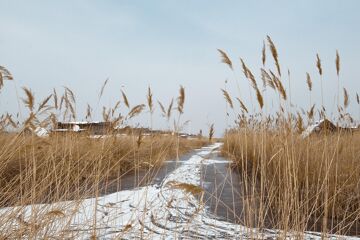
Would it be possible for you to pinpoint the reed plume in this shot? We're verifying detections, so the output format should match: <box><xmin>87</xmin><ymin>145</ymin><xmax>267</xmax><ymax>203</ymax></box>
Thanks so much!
<box><xmin>261</xmin><ymin>68</ymin><xmax>275</xmax><ymax>89</ymax></box>
<box><xmin>5</xmin><ymin>113</ymin><xmax>17</xmax><ymax>128</ymax></box>
<box><xmin>53</xmin><ymin>89</ymin><xmax>58</xmax><ymax>109</ymax></box>
<box><xmin>255</xmin><ymin>88</ymin><xmax>264</xmax><ymax>109</ymax></box>
<box><xmin>236</xmin><ymin>97</ymin><xmax>248</xmax><ymax>113</ymax></box>
<box><xmin>64</xmin><ymin>87</ymin><xmax>76</xmax><ymax>104</ymax></box>
<box><xmin>221</xmin><ymin>89</ymin><xmax>233</xmax><ymax>109</ymax></box>
<box><xmin>128</xmin><ymin>104</ymin><xmax>145</xmax><ymax>119</ymax></box>
<box><xmin>121</xmin><ymin>90</ymin><xmax>130</xmax><ymax>108</ymax></box>
<box><xmin>177</xmin><ymin>86</ymin><xmax>185</xmax><ymax>114</ymax></box>
<box><xmin>296</xmin><ymin>112</ymin><xmax>304</xmax><ymax>133</ymax></box>
<box><xmin>275</xmin><ymin>77</ymin><xmax>287</xmax><ymax>100</ymax></box>
<box><xmin>22</xmin><ymin>87</ymin><xmax>35</xmax><ymax>112</ymax></box>
<box><xmin>336</xmin><ymin>50</ymin><xmax>340</xmax><ymax>77</ymax></box>
<box><xmin>307</xmin><ymin>104</ymin><xmax>315</xmax><ymax>120</ymax></box>
<box><xmin>336</xmin><ymin>50</ymin><xmax>340</xmax><ymax>110</ymax></box>
<box><xmin>217</xmin><ymin>49</ymin><xmax>233</xmax><ymax>70</ymax></box>
<box><xmin>343</xmin><ymin>87</ymin><xmax>349</xmax><ymax>108</ymax></box>
<box><xmin>306</xmin><ymin>72</ymin><xmax>312</xmax><ymax>91</ymax></box>
<box><xmin>147</xmin><ymin>86</ymin><xmax>154</xmax><ymax>113</ymax></box>
<box><xmin>316</xmin><ymin>54</ymin><xmax>323</xmax><ymax>76</ymax></box>
<box><xmin>240</xmin><ymin>58</ymin><xmax>257</xmax><ymax>89</ymax></box>
<box><xmin>208</xmin><ymin>123</ymin><xmax>214</xmax><ymax>141</ymax></box>
<box><xmin>167</xmin><ymin>99</ymin><xmax>174</xmax><ymax>120</ymax></box>
<box><xmin>262</xmin><ymin>40</ymin><xmax>266</xmax><ymax>66</ymax></box>
<box><xmin>37</xmin><ymin>94</ymin><xmax>53</xmax><ymax>114</ymax></box>
<box><xmin>86</xmin><ymin>104</ymin><xmax>92</xmax><ymax>119</ymax></box>
<box><xmin>99</xmin><ymin>78</ymin><xmax>109</xmax><ymax>100</ymax></box>
<box><xmin>157</xmin><ymin>100</ymin><xmax>166</xmax><ymax>117</ymax></box>
<box><xmin>0</xmin><ymin>66</ymin><xmax>13</xmax><ymax>90</ymax></box>
<box><xmin>267</xmin><ymin>36</ymin><xmax>281</xmax><ymax>76</ymax></box>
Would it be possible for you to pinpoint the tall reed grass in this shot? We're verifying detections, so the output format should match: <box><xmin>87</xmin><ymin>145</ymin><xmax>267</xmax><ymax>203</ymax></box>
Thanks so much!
<box><xmin>220</xmin><ymin>36</ymin><xmax>360</xmax><ymax>236</ymax></box>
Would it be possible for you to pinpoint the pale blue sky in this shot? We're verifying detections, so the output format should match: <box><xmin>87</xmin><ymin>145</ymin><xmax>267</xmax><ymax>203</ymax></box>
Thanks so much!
<box><xmin>1</xmin><ymin>1</ymin><xmax>360</xmax><ymax>134</ymax></box>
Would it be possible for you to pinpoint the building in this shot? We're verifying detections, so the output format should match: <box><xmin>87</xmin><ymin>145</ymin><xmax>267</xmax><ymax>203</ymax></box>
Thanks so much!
<box><xmin>54</xmin><ymin>121</ymin><xmax>113</xmax><ymax>135</ymax></box>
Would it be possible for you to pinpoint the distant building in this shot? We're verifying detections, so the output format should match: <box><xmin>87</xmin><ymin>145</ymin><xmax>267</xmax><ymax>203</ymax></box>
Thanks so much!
<box><xmin>54</xmin><ymin>121</ymin><xmax>112</xmax><ymax>135</ymax></box>
<box><xmin>302</xmin><ymin>119</ymin><xmax>358</xmax><ymax>138</ymax></box>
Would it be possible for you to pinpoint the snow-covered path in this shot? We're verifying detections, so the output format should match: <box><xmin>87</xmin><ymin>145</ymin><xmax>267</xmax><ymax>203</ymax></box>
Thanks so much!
<box><xmin>0</xmin><ymin>143</ymin><xmax>358</xmax><ymax>239</ymax></box>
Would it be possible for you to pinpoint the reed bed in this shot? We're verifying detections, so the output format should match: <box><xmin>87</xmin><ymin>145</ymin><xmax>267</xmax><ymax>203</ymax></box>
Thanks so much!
<box><xmin>0</xmin><ymin>79</ymin><xmax>207</xmax><ymax>208</ymax></box>
<box><xmin>220</xmin><ymin>36</ymin><xmax>360</xmax><ymax>236</ymax></box>
<box><xmin>0</xmin><ymin>133</ymin><xmax>206</xmax><ymax>207</ymax></box>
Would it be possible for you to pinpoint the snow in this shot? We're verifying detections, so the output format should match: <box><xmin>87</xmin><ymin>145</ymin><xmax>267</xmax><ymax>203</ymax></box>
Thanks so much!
<box><xmin>34</xmin><ymin>127</ymin><xmax>49</xmax><ymax>137</ymax></box>
<box><xmin>0</xmin><ymin>143</ymin><xmax>358</xmax><ymax>239</ymax></box>
<box><xmin>301</xmin><ymin>120</ymin><xmax>325</xmax><ymax>138</ymax></box>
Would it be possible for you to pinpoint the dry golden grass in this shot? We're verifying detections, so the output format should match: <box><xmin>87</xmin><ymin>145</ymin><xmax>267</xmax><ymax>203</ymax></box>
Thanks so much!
<box><xmin>223</xmin><ymin>130</ymin><xmax>360</xmax><ymax>234</ymax></box>
<box><xmin>0</xmin><ymin>80</ymin><xmax>207</xmax><ymax>209</ymax></box>
<box><xmin>219</xmin><ymin>36</ymin><xmax>360</xmax><ymax>236</ymax></box>
<box><xmin>0</xmin><ymin>132</ymin><xmax>207</xmax><ymax>207</ymax></box>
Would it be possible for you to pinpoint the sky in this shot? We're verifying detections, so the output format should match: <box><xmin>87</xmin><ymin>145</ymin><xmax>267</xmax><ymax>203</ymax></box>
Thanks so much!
<box><xmin>1</xmin><ymin>0</ymin><xmax>360</xmax><ymax>136</ymax></box>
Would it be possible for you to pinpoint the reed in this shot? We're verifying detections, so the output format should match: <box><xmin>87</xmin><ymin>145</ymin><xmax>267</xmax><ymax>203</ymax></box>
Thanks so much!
<box><xmin>220</xmin><ymin>37</ymin><xmax>360</xmax><ymax>236</ymax></box>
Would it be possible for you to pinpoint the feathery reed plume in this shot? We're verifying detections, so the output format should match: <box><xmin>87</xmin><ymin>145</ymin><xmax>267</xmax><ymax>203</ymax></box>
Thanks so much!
<box><xmin>316</xmin><ymin>53</ymin><xmax>323</xmax><ymax>76</ymax></box>
<box><xmin>68</xmin><ymin>102</ymin><xmax>76</xmax><ymax>120</ymax></box>
<box><xmin>261</xmin><ymin>68</ymin><xmax>275</xmax><ymax>89</ymax></box>
<box><xmin>240</xmin><ymin>58</ymin><xmax>257</xmax><ymax>89</ymax></box>
<box><xmin>307</xmin><ymin>104</ymin><xmax>315</xmax><ymax>120</ymax></box>
<box><xmin>0</xmin><ymin>66</ymin><xmax>13</xmax><ymax>80</ymax></box>
<box><xmin>296</xmin><ymin>112</ymin><xmax>304</xmax><ymax>133</ymax></box>
<box><xmin>59</xmin><ymin>95</ymin><xmax>64</xmax><ymax>111</ymax></box>
<box><xmin>208</xmin><ymin>123</ymin><xmax>215</xmax><ymax>141</ymax></box>
<box><xmin>147</xmin><ymin>86</ymin><xmax>153</xmax><ymax>113</ymax></box>
<box><xmin>128</xmin><ymin>104</ymin><xmax>145</xmax><ymax>119</ymax></box>
<box><xmin>336</xmin><ymin>50</ymin><xmax>340</xmax><ymax>77</ymax></box>
<box><xmin>236</xmin><ymin>97</ymin><xmax>248</xmax><ymax>113</ymax></box>
<box><xmin>167</xmin><ymin>98</ymin><xmax>174</xmax><ymax>120</ymax></box>
<box><xmin>53</xmin><ymin>88</ymin><xmax>58</xmax><ymax>109</ymax></box>
<box><xmin>37</xmin><ymin>94</ymin><xmax>53</xmax><ymax>114</ymax></box>
<box><xmin>112</xmin><ymin>100</ymin><xmax>121</xmax><ymax>116</ymax></box>
<box><xmin>0</xmin><ymin>66</ymin><xmax>13</xmax><ymax>90</ymax></box>
<box><xmin>86</xmin><ymin>104</ymin><xmax>92</xmax><ymax>120</ymax></box>
<box><xmin>22</xmin><ymin>87</ymin><xmax>35</xmax><ymax>112</ymax></box>
<box><xmin>262</xmin><ymin>40</ymin><xmax>266</xmax><ymax>66</ymax></box>
<box><xmin>102</xmin><ymin>106</ymin><xmax>110</xmax><ymax>122</ymax></box>
<box><xmin>306</xmin><ymin>72</ymin><xmax>313</xmax><ymax>107</ymax></box>
<box><xmin>343</xmin><ymin>87</ymin><xmax>349</xmax><ymax>108</ymax></box>
<box><xmin>5</xmin><ymin>113</ymin><xmax>17</xmax><ymax>128</ymax></box>
<box><xmin>157</xmin><ymin>100</ymin><xmax>166</xmax><ymax>117</ymax></box>
<box><xmin>336</xmin><ymin>50</ymin><xmax>341</xmax><ymax>110</ymax></box>
<box><xmin>177</xmin><ymin>86</ymin><xmax>185</xmax><ymax>114</ymax></box>
<box><xmin>306</xmin><ymin>72</ymin><xmax>312</xmax><ymax>91</ymax></box>
<box><xmin>275</xmin><ymin>77</ymin><xmax>287</xmax><ymax>100</ymax></box>
<box><xmin>255</xmin><ymin>88</ymin><xmax>264</xmax><ymax>109</ymax></box>
<box><xmin>64</xmin><ymin>87</ymin><xmax>76</xmax><ymax>104</ymax></box>
<box><xmin>121</xmin><ymin>90</ymin><xmax>130</xmax><ymax>108</ymax></box>
<box><xmin>217</xmin><ymin>49</ymin><xmax>233</xmax><ymax>70</ymax></box>
<box><xmin>99</xmin><ymin>78</ymin><xmax>109</xmax><ymax>100</ymax></box>
<box><xmin>221</xmin><ymin>89</ymin><xmax>233</xmax><ymax>109</ymax></box>
<box><xmin>267</xmin><ymin>35</ymin><xmax>281</xmax><ymax>76</ymax></box>
<box><xmin>0</xmin><ymin>72</ymin><xmax>2</xmax><ymax>90</ymax></box>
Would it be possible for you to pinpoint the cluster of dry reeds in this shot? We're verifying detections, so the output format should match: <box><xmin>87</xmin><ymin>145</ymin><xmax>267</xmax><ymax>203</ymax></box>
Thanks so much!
<box><xmin>220</xmin><ymin>36</ymin><xmax>360</xmax><ymax>236</ymax></box>
<box><xmin>0</xmin><ymin>77</ymin><xmax>206</xmax><ymax>208</ymax></box>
